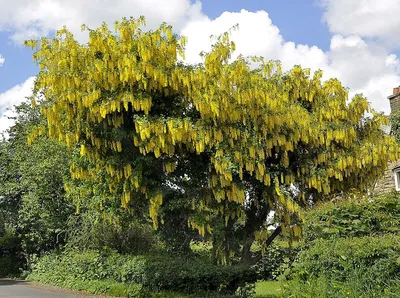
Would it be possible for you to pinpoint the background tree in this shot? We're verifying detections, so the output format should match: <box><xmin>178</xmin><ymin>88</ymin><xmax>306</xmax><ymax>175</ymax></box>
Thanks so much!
<box><xmin>26</xmin><ymin>18</ymin><xmax>399</xmax><ymax>263</ymax></box>
<box><xmin>0</xmin><ymin>140</ymin><xmax>21</xmax><ymax>231</ymax></box>
<box><xmin>0</xmin><ymin>102</ymin><xmax>74</xmax><ymax>267</ymax></box>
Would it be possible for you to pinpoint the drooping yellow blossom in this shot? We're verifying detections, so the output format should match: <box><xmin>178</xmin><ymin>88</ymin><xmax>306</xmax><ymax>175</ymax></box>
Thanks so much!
<box><xmin>26</xmin><ymin>17</ymin><xmax>399</xmax><ymax>235</ymax></box>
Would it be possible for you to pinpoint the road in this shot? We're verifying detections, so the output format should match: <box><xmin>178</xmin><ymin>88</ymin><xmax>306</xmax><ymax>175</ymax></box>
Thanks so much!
<box><xmin>0</xmin><ymin>279</ymin><xmax>94</xmax><ymax>298</ymax></box>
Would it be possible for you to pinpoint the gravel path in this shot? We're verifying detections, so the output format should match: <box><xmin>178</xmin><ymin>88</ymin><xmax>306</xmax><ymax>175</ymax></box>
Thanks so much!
<box><xmin>0</xmin><ymin>279</ymin><xmax>108</xmax><ymax>298</ymax></box>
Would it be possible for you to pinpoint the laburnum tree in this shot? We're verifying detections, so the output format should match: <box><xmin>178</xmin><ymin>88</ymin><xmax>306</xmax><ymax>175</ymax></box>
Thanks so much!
<box><xmin>25</xmin><ymin>17</ymin><xmax>399</xmax><ymax>264</ymax></box>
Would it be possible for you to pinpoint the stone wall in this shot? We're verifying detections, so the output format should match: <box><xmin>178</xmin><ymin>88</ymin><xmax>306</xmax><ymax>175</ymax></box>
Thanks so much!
<box><xmin>375</xmin><ymin>91</ymin><xmax>400</xmax><ymax>194</ymax></box>
<box><xmin>373</xmin><ymin>160</ymin><xmax>400</xmax><ymax>193</ymax></box>
<box><xmin>390</xmin><ymin>95</ymin><xmax>400</xmax><ymax>112</ymax></box>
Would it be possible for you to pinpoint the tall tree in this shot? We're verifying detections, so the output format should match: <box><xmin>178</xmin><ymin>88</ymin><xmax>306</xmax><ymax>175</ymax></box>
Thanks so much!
<box><xmin>0</xmin><ymin>102</ymin><xmax>73</xmax><ymax>260</ymax></box>
<box><xmin>25</xmin><ymin>18</ymin><xmax>399</xmax><ymax>263</ymax></box>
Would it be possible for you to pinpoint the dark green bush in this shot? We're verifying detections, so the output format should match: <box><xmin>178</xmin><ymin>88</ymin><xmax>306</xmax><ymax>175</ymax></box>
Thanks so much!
<box><xmin>282</xmin><ymin>193</ymin><xmax>400</xmax><ymax>297</ymax></box>
<box><xmin>252</xmin><ymin>244</ymin><xmax>299</xmax><ymax>281</ymax></box>
<box><xmin>67</xmin><ymin>213</ymin><xmax>160</xmax><ymax>254</ymax></box>
<box><xmin>0</xmin><ymin>229</ymin><xmax>23</xmax><ymax>277</ymax></box>
<box><xmin>29</xmin><ymin>249</ymin><xmax>257</xmax><ymax>296</ymax></box>
<box><xmin>142</xmin><ymin>255</ymin><xmax>257</xmax><ymax>294</ymax></box>
<box><xmin>290</xmin><ymin>235</ymin><xmax>400</xmax><ymax>282</ymax></box>
<box><xmin>284</xmin><ymin>235</ymin><xmax>400</xmax><ymax>297</ymax></box>
<box><xmin>304</xmin><ymin>193</ymin><xmax>400</xmax><ymax>241</ymax></box>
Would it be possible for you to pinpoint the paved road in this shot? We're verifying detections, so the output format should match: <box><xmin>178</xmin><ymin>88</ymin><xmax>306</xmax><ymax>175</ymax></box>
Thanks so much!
<box><xmin>0</xmin><ymin>279</ymin><xmax>93</xmax><ymax>298</ymax></box>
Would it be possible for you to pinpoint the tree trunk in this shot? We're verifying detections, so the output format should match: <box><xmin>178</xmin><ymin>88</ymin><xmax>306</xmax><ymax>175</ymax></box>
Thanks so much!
<box><xmin>252</xmin><ymin>226</ymin><xmax>282</xmax><ymax>264</ymax></box>
<box><xmin>239</xmin><ymin>191</ymin><xmax>271</xmax><ymax>264</ymax></box>
<box><xmin>240</xmin><ymin>234</ymin><xmax>255</xmax><ymax>264</ymax></box>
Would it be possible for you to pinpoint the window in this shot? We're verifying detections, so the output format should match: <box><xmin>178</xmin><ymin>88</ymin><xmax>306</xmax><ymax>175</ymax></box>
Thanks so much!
<box><xmin>393</xmin><ymin>168</ymin><xmax>400</xmax><ymax>191</ymax></box>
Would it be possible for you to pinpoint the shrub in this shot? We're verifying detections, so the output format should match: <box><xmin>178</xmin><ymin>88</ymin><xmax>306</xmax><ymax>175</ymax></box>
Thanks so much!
<box><xmin>0</xmin><ymin>228</ymin><xmax>24</xmax><ymax>277</ymax></box>
<box><xmin>304</xmin><ymin>193</ymin><xmax>400</xmax><ymax>241</ymax></box>
<box><xmin>29</xmin><ymin>249</ymin><xmax>257</xmax><ymax>296</ymax></box>
<box><xmin>252</xmin><ymin>243</ymin><xmax>299</xmax><ymax>281</ymax></box>
<box><xmin>142</xmin><ymin>254</ymin><xmax>257</xmax><ymax>294</ymax></box>
<box><xmin>67</xmin><ymin>213</ymin><xmax>160</xmax><ymax>254</ymax></box>
<box><xmin>284</xmin><ymin>235</ymin><xmax>400</xmax><ymax>297</ymax></box>
<box><xmin>282</xmin><ymin>193</ymin><xmax>400</xmax><ymax>297</ymax></box>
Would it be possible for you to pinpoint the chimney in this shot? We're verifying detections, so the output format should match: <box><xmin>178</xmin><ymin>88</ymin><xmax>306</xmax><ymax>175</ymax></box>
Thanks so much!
<box><xmin>389</xmin><ymin>85</ymin><xmax>400</xmax><ymax>113</ymax></box>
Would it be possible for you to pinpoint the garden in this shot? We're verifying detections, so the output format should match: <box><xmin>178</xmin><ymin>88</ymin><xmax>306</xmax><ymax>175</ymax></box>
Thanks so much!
<box><xmin>0</xmin><ymin>17</ymin><xmax>399</xmax><ymax>298</ymax></box>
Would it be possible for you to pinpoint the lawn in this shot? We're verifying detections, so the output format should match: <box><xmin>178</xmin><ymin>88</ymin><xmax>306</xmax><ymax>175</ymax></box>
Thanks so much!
<box><xmin>252</xmin><ymin>281</ymin><xmax>282</xmax><ymax>298</ymax></box>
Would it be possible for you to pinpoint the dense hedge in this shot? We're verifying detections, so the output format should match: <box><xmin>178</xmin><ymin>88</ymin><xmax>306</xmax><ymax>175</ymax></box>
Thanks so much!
<box><xmin>283</xmin><ymin>193</ymin><xmax>400</xmax><ymax>298</ymax></box>
<box><xmin>29</xmin><ymin>249</ymin><xmax>257</xmax><ymax>296</ymax></box>
<box><xmin>285</xmin><ymin>235</ymin><xmax>400</xmax><ymax>297</ymax></box>
<box><xmin>304</xmin><ymin>193</ymin><xmax>400</xmax><ymax>241</ymax></box>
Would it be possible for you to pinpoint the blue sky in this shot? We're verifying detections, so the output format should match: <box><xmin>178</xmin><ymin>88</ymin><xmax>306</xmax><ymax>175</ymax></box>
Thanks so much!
<box><xmin>1</xmin><ymin>0</ymin><xmax>400</xmax><ymax>132</ymax></box>
<box><xmin>0</xmin><ymin>0</ymin><xmax>331</xmax><ymax>93</ymax></box>
<box><xmin>201</xmin><ymin>0</ymin><xmax>331</xmax><ymax>50</ymax></box>
<box><xmin>0</xmin><ymin>32</ymin><xmax>39</xmax><ymax>93</ymax></box>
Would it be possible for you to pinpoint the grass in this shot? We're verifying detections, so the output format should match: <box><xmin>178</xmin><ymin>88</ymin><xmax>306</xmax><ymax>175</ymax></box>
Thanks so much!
<box><xmin>252</xmin><ymin>281</ymin><xmax>282</xmax><ymax>298</ymax></box>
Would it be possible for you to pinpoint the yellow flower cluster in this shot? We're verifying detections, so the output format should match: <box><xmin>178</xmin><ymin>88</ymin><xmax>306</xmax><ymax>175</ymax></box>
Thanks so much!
<box><xmin>26</xmin><ymin>18</ymin><xmax>399</xmax><ymax>235</ymax></box>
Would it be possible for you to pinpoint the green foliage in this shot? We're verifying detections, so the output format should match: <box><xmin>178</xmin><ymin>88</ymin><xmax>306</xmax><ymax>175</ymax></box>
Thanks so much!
<box><xmin>0</xmin><ymin>102</ymin><xmax>74</xmax><ymax>262</ymax></box>
<box><xmin>190</xmin><ymin>240</ymin><xmax>213</xmax><ymax>257</ymax></box>
<box><xmin>284</xmin><ymin>235</ymin><xmax>400</xmax><ymax>297</ymax></box>
<box><xmin>281</xmin><ymin>193</ymin><xmax>400</xmax><ymax>297</ymax></box>
<box><xmin>143</xmin><ymin>255</ymin><xmax>257</xmax><ymax>294</ymax></box>
<box><xmin>26</xmin><ymin>18</ymin><xmax>400</xmax><ymax>263</ymax></box>
<box><xmin>0</xmin><ymin>228</ymin><xmax>23</xmax><ymax>277</ymax></box>
<box><xmin>28</xmin><ymin>274</ymin><xmax>149</xmax><ymax>298</ymax></box>
<box><xmin>390</xmin><ymin>110</ymin><xmax>400</xmax><ymax>144</ymax></box>
<box><xmin>284</xmin><ymin>272</ymin><xmax>400</xmax><ymax>298</ymax></box>
<box><xmin>304</xmin><ymin>193</ymin><xmax>400</xmax><ymax>241</ymax></box>
<box><xmin>29</xmin><ymin>249</ymin><xmax>258</xmax><ymax>296</ymax></box>
<box><xmin>289</xmin><ymin>235</ymin><xmax>400</xmax><ymax>282</ymax></box>
<box><xmin>252</xmin><ymin>243</ymin><xmax>299</xmax><ymax>281</ymax></box>
<box><xmin>252</xmin><ymin>281</ymin><xmax>282</xmax><ymax>298</ymax></box>
<box><xmin>16</xmin><ymin>135</ymin><xmax>73</xmax><ymax>256</ymax></box>
<box><xmin>0</xmin><ymin>141</ymin><xmax>21</xmax><ymax>229</ymax></box>
<box><xmin>67</xmin><ymin>212</ymin><xmax>160</xmax><ymax>254</ymax></box>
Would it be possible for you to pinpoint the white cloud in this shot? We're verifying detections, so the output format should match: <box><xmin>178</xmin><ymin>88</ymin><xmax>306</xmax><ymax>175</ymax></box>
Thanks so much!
<box><xmin>181</xmin><ymin>10</ymin><xmax>283</xmax><ymax>64</ymax></box>
<box><xmin>0</xmin><ymin>54</ymin><xmax>4</xmax><ymax>66</ymax></box>
<box><xmin>321</xmin><ymin>0</ymin><xmax>400</xmax><ymax>46</ymax></box>
<box><xmin>326</xmin><ymin>35</ymin><xmax>400</xmax><ymax>112</ymax></box>
<box><xmin>0</xmin><ymin>0</ymin><xmax>203</xmax><ymax>43</ymax></box>
<box><xmin>181</xmin><ymin>10</ymin><xmax>333</xmax><ymax>77</ymax></box>
<box><xmin>329</xmin><ymin>35</ymin><xmax>393</xmax><ymax>89</ymax></box>
<box><xmin>181</xmin><ymin>9</ymin><xmax>398</xmax><ymax>113</ymax></box>
<box><xmin>1</xmin><ymin>3</ymin><xmax>398</xmax><ymax>115</ymax></box>
<box><xmin>0</xmin><ymin>76</ymin><xmax>35</xmax><ymax>135</ymax></box>
<box><xmin>349</xmin><ymin>74</ymin><xmax>400</xmax><ymax>112</ymax></box>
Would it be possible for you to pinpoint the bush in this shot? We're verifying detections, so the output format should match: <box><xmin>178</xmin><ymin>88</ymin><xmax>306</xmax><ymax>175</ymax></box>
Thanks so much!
<box><xmin>0</xmin><ymin>228</ymin><xmax>24</xmax><ymax>277</ymax></box>
<box><xmin>29</xmin><ymin>248</ymin><xmax>257</xmax><ymax>296</ymax></box>
<box><xmin>284</xmin><ymin>235</ymin><xmax>400</xmax><ymax>297</ymax></box>
<box><xmin>67</xmin><ymin>213</ymin><xmax>161</xmax><ymax>254</ymax></box>
<box><xmin>282</xmin><ymin>194</ymin><xmax>400</xmax><ymax>297</ymax></box>
<box><xmin>28</xmin><ymin>275</ymin><xmax>149</xmax><ymax>298</ymax></box>
<box><xmin>142</xmin><ymin>255</ymin><xmax>257</xmax><ymax>294</ymax></box>
<box><xmin>252</xmin><ymin>243</ymin><xmax>299</xmax><ymax>281</ymax></box>
<box><xmin>304</xmin><ymin>193</ymin><xmax>400</xmax><ymax>241</ymax></box>
<box><xmin>284</xmin><ymin>273</ymin><xmax>400</xmax><ymax>298</ymax></box>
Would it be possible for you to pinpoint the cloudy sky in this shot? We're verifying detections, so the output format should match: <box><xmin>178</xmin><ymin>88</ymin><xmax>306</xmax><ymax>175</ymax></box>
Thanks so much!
<box><xmin>1</xmin><ymin>0</ymin><xmax>400</xmax><ymax>133</ymax></box>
